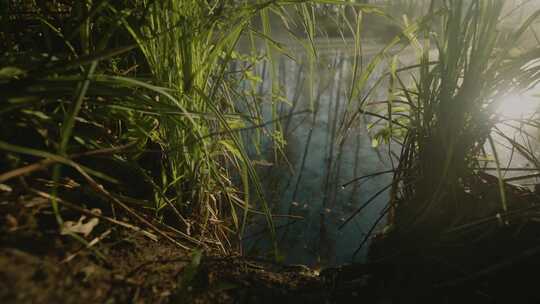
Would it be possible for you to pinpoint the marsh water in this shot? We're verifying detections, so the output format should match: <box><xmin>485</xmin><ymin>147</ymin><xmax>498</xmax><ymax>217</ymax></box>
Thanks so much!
<box><xmin>234</xmin><ymin>38</ymin><xmax>417</xmax><ymax>266</ymax></box>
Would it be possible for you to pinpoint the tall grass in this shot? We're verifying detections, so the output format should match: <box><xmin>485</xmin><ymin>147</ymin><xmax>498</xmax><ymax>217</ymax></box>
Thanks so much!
<box><xmin>374</xmin><ymin>0</ymin><xmax>540</xmax><ymax>240</ymax></box>
<box><xmin>123</xmin><ymin>0</ymin><xmax>274</xmax><ymax>252</ymax></box>
<box><xmin>1</xmin><ymin>0</ymin><xmax>384</xmax><ymax>259</ymax></box>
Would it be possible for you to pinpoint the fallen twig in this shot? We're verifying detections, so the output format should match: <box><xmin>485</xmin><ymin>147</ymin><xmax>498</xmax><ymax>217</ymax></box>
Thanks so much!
<box><xmin>30</xmin><ymin>189</ymin><xmax>159</xmax><ymax>241</ymax></box>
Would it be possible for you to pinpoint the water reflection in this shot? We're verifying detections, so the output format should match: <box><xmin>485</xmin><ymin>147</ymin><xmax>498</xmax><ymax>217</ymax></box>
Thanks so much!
<box><xmin>238</xmin><ymin>43</ymin><xmax>397</xmax><ymax>266</ymax></box>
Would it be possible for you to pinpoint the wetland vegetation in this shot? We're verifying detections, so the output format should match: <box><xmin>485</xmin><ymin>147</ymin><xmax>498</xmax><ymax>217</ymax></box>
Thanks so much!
<box><xmin>2</xmin><ymin>0</ymin><xmax>540</xmax><ymax>303</ymax></box>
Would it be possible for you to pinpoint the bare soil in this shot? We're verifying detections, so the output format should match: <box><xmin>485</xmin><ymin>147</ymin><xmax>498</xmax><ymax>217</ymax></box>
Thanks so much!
<box><xmin>3</xmin><ymin>173</ymin><xmax>540</xmax><ymax>304</ymax></box>
<box><xmin>0</xmin><ymin>192</ymin><xmax>344</xmax><ymax>304</ymax></box>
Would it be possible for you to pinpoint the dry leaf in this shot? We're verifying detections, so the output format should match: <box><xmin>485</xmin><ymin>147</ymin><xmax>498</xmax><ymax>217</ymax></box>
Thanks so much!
<box><xmin>61</xmin><ymin>209</ymin><xmax>101</xmax><ymax>237</ymax></box>
<box><xmin>0</xmin><ymin>184</ymin><xmax>13</xmax><ymax>193</ymax></box>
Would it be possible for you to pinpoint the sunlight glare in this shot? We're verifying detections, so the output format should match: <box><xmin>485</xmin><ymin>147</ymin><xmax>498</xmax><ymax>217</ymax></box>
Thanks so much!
<box><xmin>496</xmin><ymin>92</ymin><xmax>539</xmax><ymax>120</ymax></box>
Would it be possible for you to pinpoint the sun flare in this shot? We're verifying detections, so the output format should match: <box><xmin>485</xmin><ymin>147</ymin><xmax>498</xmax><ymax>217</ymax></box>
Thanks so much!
<box><xmin>496</xmin><ymin>92</ymin><xmax>540</xmax><ymax>120</ymax></box>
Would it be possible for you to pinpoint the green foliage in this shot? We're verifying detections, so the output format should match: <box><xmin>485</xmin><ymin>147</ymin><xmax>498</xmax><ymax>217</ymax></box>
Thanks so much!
<box><xmin>7</xmin><ymin>0</ymin><xmax>535</xmax><ymax>261</ymax></box>
<box><xmin>0</xmin><ymin>1</ymin><xmax>265</xmax><ymax>252</ymax></box>
<box><xmin>0</xmin><ymin>0</ymin><xmax>375</xmax><ymax>257</ymax></box>
<box><xmin>378</xmin><ymin>0</ymin><xmax>540</xmax><ymax>234</ymax></box>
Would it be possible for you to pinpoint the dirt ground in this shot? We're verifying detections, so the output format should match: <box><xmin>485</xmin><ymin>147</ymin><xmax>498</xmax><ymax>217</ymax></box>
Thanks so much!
<box><xmin>0</xmin><ymin>194</ymin><xmax>188</xmax><ymax>303</ymax></box>
<box><xmin>4</xmin><ymin>174</ymin><xmax>540</xmax><ymax>304</ymax></box>
<box><xmin>0</xmin><ymin>192</ymin><xmax>345</xmax><ymax>304</ymax></box>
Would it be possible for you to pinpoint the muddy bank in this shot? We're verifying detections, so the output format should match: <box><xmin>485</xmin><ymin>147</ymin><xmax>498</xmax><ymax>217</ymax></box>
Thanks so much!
<box><xmin>0</xmin><ymin>193</ymin><xmax>335</xmax><ymax>304</ymax></box>
<box><xmin>3</xmin><ymin>185</ymin><xmax>540</xmax><ymax>304</ymax></box>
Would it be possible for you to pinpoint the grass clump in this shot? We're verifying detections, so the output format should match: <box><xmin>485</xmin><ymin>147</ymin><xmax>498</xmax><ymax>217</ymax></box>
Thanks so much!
<box><xmin>0</xmin><ymin>0</ymin><xmax>377</xmax><ymax>258</ymax></box>
<box><xmin>371</xmin><ymin>0</ymin><xmax>540</xmax><ymax>240</ymax></box>
<box><xmin>0</xmin><ymin>0</ymin><xmax>281</xmax><ymax>254</ymax></box>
